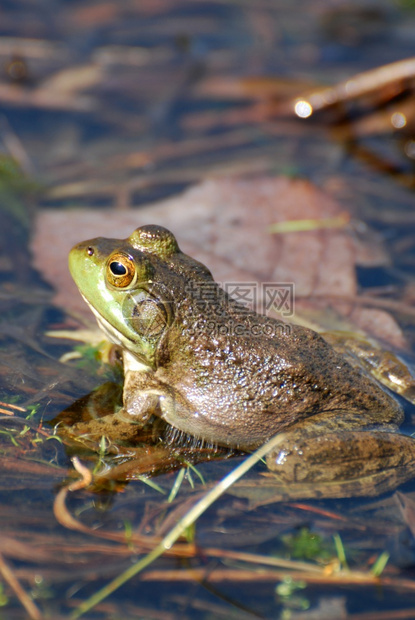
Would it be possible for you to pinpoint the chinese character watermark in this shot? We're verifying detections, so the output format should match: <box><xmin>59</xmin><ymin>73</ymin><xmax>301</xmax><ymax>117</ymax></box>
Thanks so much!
<box><xmin>180</xmin><ymin>280</ymin><xmax>295</xmax><ymax>337</ymax></box>
<box><xmin>224</xmin><ymin>282</ymin><xmax>257</xmax><ymax>313</ymax></box>
<box><xmin>123</xmin><ymin>280</ymin><xmax>296</xmax><ymax>339</ymax></box>
<box><xmin>262</xmin><ymin>283</ymin><xmax>295</xmax><ymax>318</ymax></box>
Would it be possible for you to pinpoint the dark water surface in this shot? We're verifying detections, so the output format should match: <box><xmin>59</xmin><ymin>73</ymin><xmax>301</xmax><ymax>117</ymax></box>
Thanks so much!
<box><xmin>1</xmin><ymin>1</ymin><xmax>415</xmax><ymax>619</ymax></box>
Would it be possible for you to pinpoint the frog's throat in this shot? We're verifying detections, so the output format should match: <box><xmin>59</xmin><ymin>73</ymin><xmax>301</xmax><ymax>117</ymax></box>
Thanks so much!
<box><xmin>80</xmin><ymin>293</ymin><xmax>152</xmax><ymax>370</ymax></box>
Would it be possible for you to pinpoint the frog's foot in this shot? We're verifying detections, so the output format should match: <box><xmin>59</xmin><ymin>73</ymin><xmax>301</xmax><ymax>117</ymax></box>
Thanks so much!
<box><xmin>266</xmin><ymin>417</ymin><xmax>415</xmax><ymax>499</ymax></box>
<box><xmin>323</xmin><ymin>332</ymin><xmax>415</xmax><ymax>404</ymax></box>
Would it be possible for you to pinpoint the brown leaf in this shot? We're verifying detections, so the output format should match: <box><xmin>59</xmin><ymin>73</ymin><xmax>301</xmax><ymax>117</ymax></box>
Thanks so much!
<box><xmin>32</xmin><ymin>176</ymin><xmax>401</xmax><ymax>346</ymax></box>
<box><xmin>32</xmin><ymin>176</ymin><xmax>354</xmax><ymax>307</ymax></box>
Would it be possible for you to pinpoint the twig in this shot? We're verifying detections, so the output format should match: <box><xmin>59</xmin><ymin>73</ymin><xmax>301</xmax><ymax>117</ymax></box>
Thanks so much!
<box><xmin>295</xmin><ymin>57</ymin><xmax>415</xmax><ymax>114</ymax></box>
<box><xmin>70</xmin><ymin>432</ymin><xmax>289</xmax><ymax>618</ymax></box>
<box><xmin>0</xmin><ymin>551</ymin><xmax>43</xmax><ymax>620</ymax></box>
<box><xmin>0</xmin><ymin>401</ymin><xmax>26</xmax><ymax>412</ymax></box>
<box><xmin>0</xmin><ymin>408</ymin><xmax>15</xmax><ymax>416</ymax></box>
<box><xmin>53</xmin><ymin>457</ymin><xmax>94</xmax><ymax>534</ymax></box>
<box><xmin>52</xmin><ymin>458</ymin><xmax>195</xmax><ymax>555</ymax></box>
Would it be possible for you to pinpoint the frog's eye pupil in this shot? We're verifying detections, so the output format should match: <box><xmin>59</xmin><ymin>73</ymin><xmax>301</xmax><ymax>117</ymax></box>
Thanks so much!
<box><xmin>110</xmin><ymin>261</ymin><xmax>127</xmax><ymax>276</ymax></box>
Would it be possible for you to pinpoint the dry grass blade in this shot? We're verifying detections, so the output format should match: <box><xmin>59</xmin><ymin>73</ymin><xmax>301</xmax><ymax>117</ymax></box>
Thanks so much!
<box><xmin>0</xmin><ymin>83</ymin><xmax>94</xmax><ymax>111</ymax></box>
<box><xmin>70</xmin><ymin>432</ymin><xmax>290</xmax><ymax>618</ymax></box>
<box><xmin>0</xmin><ymin>37</ymin><xmax>65</xmax><ymax>59</ymax></box>
<box><xmin>0</xmin><ymin>407</ymin><xmax>15</xmax><ymax>415</ymax></box>
<box><xmin>0</xmin><ymin>401</ymin><xmax>26</xmax><ymax>412</ymax></box>
<box><xmin>0</xmin><ymin>551</ymin><xmax>43</xmax><ymax>620</ymax></box>
<box><xmin>53</xmin><ymin>457</ymin><xmax>93</xmax><ymax>534</ymax></box>
<box><xmin>53</xmin><ymin>458</ymin><xmax>196</xmax><ymax>556</ymax></box>
<box><xmin>136</xmin><ymin>567</ymin><xmax>381</xmax><ymax>586</ymax></box>
<box><xmin>269</xmin><ymin>213</ymin><xmax>349</xmax><ymax>233</ymax></box>
<box><xmin>204</xmin><ymin>548</ymin><xmax>323</xmax><ymax>573</ymax></box>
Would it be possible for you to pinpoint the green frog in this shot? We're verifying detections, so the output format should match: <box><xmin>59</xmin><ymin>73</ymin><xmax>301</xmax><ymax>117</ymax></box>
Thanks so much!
<box><xmin>68</xmin><ymin>224</ymin><xmax>415</xmax><ymax>497</ymax></box>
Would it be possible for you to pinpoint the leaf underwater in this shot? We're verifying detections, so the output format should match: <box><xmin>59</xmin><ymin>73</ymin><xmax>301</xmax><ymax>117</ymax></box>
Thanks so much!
<box><xmin>32</xmin><ymin>175</ymin><xmax>403</xmax><ymax>347</ymax></box>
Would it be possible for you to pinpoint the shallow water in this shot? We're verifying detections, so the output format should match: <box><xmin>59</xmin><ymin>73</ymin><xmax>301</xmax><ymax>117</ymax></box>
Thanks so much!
<box><xmin>1</xmin><ymin>1</ymin><xmax>415</xmax><ymax>619</ymax></box>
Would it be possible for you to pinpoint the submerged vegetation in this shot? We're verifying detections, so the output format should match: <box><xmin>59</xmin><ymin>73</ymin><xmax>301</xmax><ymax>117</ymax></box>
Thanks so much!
<box><xmin>1</xmin><ymin>0</ymin><xmax>415</xmax><ymax>618</ymax></box>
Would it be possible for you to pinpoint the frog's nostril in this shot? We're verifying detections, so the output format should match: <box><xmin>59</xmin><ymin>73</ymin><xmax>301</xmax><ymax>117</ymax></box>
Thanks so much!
<box><xmin>87</xmin><ymin>246</ymin><xmax>94</xmax><ymax>256</ymax></box>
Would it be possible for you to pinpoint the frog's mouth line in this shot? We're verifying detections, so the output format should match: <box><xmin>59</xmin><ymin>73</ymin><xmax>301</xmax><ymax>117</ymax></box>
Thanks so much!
<box><xmin>79</xmin><ymin>293</ymin><xmax>157</xmax><ymax>371</ymax></box>
<box><xmin>80</xmin><ymin>293</ymin><xmax>138</xmax><ymax>352</ymax></box>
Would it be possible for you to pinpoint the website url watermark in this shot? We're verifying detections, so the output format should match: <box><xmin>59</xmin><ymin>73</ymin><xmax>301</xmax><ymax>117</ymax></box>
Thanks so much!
<box><xmin>122</xmin><ymin>281</ymin><xmax>295</xmax><ymax>338</ymax></box>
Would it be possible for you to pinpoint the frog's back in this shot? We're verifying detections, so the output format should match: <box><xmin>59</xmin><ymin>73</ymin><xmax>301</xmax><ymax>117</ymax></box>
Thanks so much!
<box><xmin>167</xmin><ymin>315</ymin><xmax>403</xmax><ymax>449</ymax></box>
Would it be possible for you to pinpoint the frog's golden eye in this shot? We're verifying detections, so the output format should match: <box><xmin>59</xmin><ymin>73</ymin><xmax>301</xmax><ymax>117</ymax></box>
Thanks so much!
<box><xmin>106</xmin><ymin>253</ymin><xmax>136</xmax><ymax>288</ymax></box>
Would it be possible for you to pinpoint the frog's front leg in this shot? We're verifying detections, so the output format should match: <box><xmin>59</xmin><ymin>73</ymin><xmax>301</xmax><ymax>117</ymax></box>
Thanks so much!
<box><xmin>266</xmin><ymin>412</ymin><xmax>415</xmax><ymax>498</ymax></box>
<box><xmin>117</xmin><ymin>369</ymin><xmax>164</xmax><ymax>423</ymax></box>
<box><xmin>116</xmin><ymin>351</ymin><xmax>194</xmax><ymax>428</ymax></box>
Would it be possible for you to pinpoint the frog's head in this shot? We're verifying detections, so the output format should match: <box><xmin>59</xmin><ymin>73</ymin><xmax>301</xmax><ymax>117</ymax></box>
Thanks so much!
<box><xmin>69</xmin><ymin>224</ymin><xmax>210</xmax><ymax>369</ymax></box>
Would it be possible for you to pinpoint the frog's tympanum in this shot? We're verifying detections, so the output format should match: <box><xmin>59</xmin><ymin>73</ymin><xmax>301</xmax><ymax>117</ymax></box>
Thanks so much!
<box><xmin>69</xmin><ymin>224</ymin><xmax>415</xmax><ymax>497</ymax></box>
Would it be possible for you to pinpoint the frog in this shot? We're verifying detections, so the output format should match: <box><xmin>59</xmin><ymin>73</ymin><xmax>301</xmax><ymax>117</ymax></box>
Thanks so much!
<box><xmin>68</xmin><ymin>224</ymin><xmax>415</xmax><ymax>498</ymax></box>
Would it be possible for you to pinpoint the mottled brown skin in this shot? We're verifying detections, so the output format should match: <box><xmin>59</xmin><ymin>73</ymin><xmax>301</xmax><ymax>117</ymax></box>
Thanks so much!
<box><xmin>69</xmin><ymin>224</ymin><xmax>415</xmax><ymax>496</ymax></box>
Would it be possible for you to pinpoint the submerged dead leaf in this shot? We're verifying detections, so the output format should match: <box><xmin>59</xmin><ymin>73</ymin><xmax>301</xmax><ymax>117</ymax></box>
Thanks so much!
<box><xmin>32</xmin><ymin>175</ymin><xmax>400</xmax><ymax>346</ymax></box>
